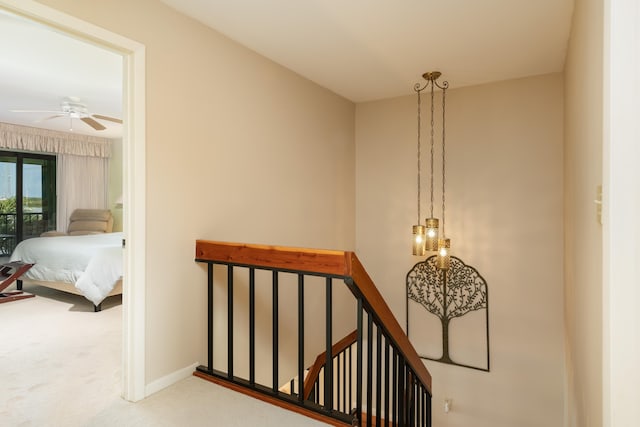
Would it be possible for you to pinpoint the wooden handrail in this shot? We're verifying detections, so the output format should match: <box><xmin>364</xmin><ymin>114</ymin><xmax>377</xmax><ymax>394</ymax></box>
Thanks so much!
<box><xmin>195</xmin><ymin>240</ymin><xmax>432</xmax><ymax>393</ymax></box>
<box><xmin>303</xmin><ymin>330</ymin><xmax>358</xmax><ymax>399</ymax></box>
<box><xmin>196</xmin><ymin>240</ymin><xmax>348</xmax><ymax>276</ymax></box>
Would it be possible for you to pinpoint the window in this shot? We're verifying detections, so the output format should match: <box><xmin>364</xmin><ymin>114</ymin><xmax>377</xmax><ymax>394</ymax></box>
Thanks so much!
<box><xmin>0</xmin><ymin>151</ymin><xmax>56</xmax><ymax>255</ymax></box>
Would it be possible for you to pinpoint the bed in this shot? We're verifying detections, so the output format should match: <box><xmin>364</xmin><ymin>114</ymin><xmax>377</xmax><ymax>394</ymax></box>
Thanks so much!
<box><xmin>9</xmin><ymin>232</ymin><xmax>123</xmax><ymax>311</ymax></box>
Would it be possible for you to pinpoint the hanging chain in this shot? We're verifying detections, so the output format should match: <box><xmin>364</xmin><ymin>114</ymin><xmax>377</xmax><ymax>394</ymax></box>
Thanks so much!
<box><xmin>417</xmin><ymin>89</ymin><xmax>422</xmax><ymax>224</ymax></box>
<box><xmin>429</xmin><ymin>80</ymin><xmax>435</xmax><ymax>218</ymax></box>
<box><xmin>441</xmin><ymin>85</ymin><xmax>447</xmax><ymax>238</ymax></box>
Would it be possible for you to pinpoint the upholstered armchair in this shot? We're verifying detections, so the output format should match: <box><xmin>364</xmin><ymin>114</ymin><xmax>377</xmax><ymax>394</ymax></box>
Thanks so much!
<box><xmin>40</xmin><ymin>209</ymin><xmax>114</xmax><ymax>237</ymax></box>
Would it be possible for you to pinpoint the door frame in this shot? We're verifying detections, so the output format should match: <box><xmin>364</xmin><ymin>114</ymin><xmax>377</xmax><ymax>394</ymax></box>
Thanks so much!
<box><xmin>0</xmin><ymin>0</ymin><xmax>147</xmax><ymax>401</ymax></box>
<box><xmin>603</xmin><ymin>0</ymin><xmax>640</xmax><ymax>424</ymax></box>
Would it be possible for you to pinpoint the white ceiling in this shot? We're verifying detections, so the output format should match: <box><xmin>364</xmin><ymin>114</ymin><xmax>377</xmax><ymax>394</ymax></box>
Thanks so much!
<box><xmin>0</xmin><ymin>9</ymin><xmax>123</xmax><ymax>139</ymax></box>
<box><xmin>0</xmin><ymin>1</ymin><xmax>574</xmax><ymax>139</ymax></box>
<box><xmin>160</xmin><ymin>0</ymin><xmax>575</xmax><ymax>102</ymax></box>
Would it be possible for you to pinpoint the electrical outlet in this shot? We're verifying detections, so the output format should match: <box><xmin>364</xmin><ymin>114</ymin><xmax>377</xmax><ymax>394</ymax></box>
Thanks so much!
<box><xmin>444</xmin><ymin>398</ymin><xmax>452</xmax><ymax>413</ymax></box>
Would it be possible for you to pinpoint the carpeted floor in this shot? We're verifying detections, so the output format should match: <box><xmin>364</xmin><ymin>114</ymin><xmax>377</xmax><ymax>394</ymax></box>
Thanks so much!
<box><xmin>0</xmin><ymin>284</ymin><xmax>323</xmax><ymax>426</ymax></box>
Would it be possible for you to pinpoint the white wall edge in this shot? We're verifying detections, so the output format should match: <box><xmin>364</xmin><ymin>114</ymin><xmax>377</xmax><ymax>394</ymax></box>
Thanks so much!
<box><xmin>0</xmin><ymin>0</ymin><xmax>147</xmax><ymax>404</ymax></box>
<box><xmin>145</xmin><ymin>362</ymin><xmax>200</xmax><ymax>397</ymax></box>
<box><xmin>603</xmin><ymin>0</ymin><xmax>640</xmax><ymax>426</ymax></box>
<box><xmin>122</xmin><ymin>41</ymin><xmax>147</xmax><ymax>403</ymax></box>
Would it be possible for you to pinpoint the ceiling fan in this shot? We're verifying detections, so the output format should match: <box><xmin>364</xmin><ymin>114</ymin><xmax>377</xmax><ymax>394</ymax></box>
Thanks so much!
<box><xmin>11</xmin><ymin>96</ymin><xmax>122</xmax><ymax>131</ymax></box>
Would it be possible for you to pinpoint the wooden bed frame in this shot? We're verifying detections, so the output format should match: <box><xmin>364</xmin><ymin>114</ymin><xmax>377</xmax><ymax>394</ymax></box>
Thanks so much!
<box><xmin>17</xmin><ymin>278</ymin><xmax>123</xmax><ymax>312</ymax></box>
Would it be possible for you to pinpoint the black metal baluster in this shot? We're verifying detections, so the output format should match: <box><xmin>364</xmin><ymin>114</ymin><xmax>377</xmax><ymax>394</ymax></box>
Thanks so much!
<box><xmin>366</xmin><ymin>312</ymin><xmax>373</xmax><ymax>427</ymax></box>
<box><xmin>417</xmin><ymin>383</ymin><xmax>421</xmax><ymax>427</ymax></box>
<box><xmin>398</xmin><ymin>356</ymin><xmax>407</xmax><ymax>426</ymax></box>
<box><xmin>392</xmin><ymin>348</ymin><xmax>398</xmax><ymax>427</ymax></box>
<box><xmin>409</xmin><ymin>375</ymin><xmax>415</xmax><ymax>426</ymax></box>
<box><xmin>249</xmin><ymin>268</ymin><xmax>255</xmax><ymax>385</ymax></box>
<box><xmin>398</xmin><ymin>358</ymin><xmax>405</xmax><ymax>426</ymax></box>
<box><xmin>342</xmin><ymin>350</ymin><xmax>347</xmax><ymax>413</ymax></box>
<box><xmin>272</xmin><ymin>271</ymin><xmax>279</xmax><ymax>392</ymax></box>
<box><xmin>408</xmin><ymin>370</ymin><xmax>412</xmax><ymax>426</ymax></box>
<box><xmin>336</xmin><ymin>354</ymin><xmax>341</xmax><ymax>412</ymax></box>
<box><xmin>416</xmin><ymin>380</ymin><xmax>420</xmax><ymax>426</ymax></box>
<box><xmin>207</xmin><ymin>262</ymin><xmax>214</xmax><ymax>371</ymax></box>
<box><xmin>407</xmin><ymin>372</ymin><xmax>412</xmax><ymax>426</ymax></box>
<box><xmin>348</xmin><ymin>345</ymin><xmax>352</xmax><ymax>414</ymax></box>
<box><xmin>324</xmin><ymin>277</ymin><xmax>333</xmax><ymax>411</ymax></box>
<box><xmin>376</xmin><ymin>326</ymin><xmax>382</xmax><ymax>425</ymax></box>
<box><xmin>227</xmin><ymin>266</ymin><xmax>234</xmax><ymax>379</ymax></box>
<box><xmin>384</xmin><ymin>338</ymin><xmax>390</xmax><ymax>427</ymax></box>
<box><xmin>426</xmin><ymin>390</ymin><xmax>432</xmax><ymax>427</ymax></box>
<box><xmin>298</xmin><ymin>274</ymin><xmax>304</xmax><ymax>403</ymax></box>
<box><xmin>413</xmin><ymin>374</ymin><xmax>417</xmax><ymax>426</ymax></box>
<box><xmin>424</xmin><ymin>387</ymin><xmax>428</xmax><ymax>427</ymax></box>
<box><xmin>408</xmin><ymin>368</ymin><xmax>413</xmax><ymax>426</ymax></box>
<box><xmin>356</xmin><ymin>298</ymin><xmax>363</xmax><ymax>426</ymax></box>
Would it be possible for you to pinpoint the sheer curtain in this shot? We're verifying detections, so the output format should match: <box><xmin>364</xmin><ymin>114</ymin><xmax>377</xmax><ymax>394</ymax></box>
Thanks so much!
<box><xmin>0</xmin><ymin>122</ymin><xmax>112</xmax><ymax>233</ymax></box>
<box><xmin>56</xmin><ymin>154</ymin><xmax>109</xmax><ymax>232</ymax></box>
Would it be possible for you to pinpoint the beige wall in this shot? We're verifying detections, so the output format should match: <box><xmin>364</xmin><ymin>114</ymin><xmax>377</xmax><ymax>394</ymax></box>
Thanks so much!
<box><xmin>38</xmin><ymin>0</ymin><xmax>355</xmax><ymax>386</ymax></box>
<box><xmin>563</xmin><ymin>0</ymin><xmax>603</xmax><ymax>425</ymax></box>
<box><xmin>356</xmin><ymin>74</ymin><xmax>565</xmax><ymax>426</ymax></box>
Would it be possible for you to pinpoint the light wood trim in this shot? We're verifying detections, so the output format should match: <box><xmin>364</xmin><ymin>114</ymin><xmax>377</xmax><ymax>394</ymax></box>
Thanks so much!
<box><xmin>193</xmin><ymin>372</ymin><xmax>350</xmax><ymax>426</ymax></box>
<box><xmin>303</xmin><ymin>330</ymin><xmax>358</xmax><ymax>399</ymax></box>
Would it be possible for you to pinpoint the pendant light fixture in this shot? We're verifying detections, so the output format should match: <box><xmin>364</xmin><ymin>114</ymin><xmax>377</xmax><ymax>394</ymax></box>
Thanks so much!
<box><xmin>412</xmin><ymin>71</ymin><xmax>449</xmax><ymax>257</ymax></box>
<box><xmin>412</xmin><ymin>81</ymin><xmax>426</xmax><ymax>256</ymax></box>
<box><xmin>436</xmin><ymin>74</ymin><xmax>451</xmax><ymax>270</ymax></box>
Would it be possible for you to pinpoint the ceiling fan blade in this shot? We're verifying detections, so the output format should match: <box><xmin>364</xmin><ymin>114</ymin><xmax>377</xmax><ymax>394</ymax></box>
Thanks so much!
<box><xmin>35</xmin><ymin>115</ymin><xmax>65</xmax><ymax>123</ymax></box>
<box><xmin>81</xmin><ymin>117</ymin><xmax>106</xmax><ymax>131</ymax></box>
<box><xmin>11</xmin><ymin>109</ymin><xmax>62</xmax><ymax>114</ymax></box>
<box><xmin>92</xmin><ymin>114</ymin><xmax>123</xmax><ymax>124</ymax></box>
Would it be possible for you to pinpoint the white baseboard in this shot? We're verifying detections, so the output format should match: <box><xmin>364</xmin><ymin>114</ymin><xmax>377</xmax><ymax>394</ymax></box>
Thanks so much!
<box><xmin>144</xmin><ymin>362</ymin><xmax>200</xmax><ymax>397</ymax></box>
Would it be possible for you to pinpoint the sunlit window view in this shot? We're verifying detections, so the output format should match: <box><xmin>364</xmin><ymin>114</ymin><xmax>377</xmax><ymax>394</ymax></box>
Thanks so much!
<box><xmin>0</xmin><ymin>152</ymin><xmax>56</xmax><ymax>255</ymax></box>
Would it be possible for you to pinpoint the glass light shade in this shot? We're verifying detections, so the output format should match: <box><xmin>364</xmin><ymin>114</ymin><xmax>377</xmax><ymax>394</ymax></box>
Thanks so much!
<box><xmin>437</xmin><ymin>238</ymin><xmax>451</xmax><ymax>270</ymax></box>
<box><xmin>412</xmin><ymin>225</ymin><xmax>426</xmax><ymax>256</ymax></box>
<box><xmin>424</xmin><ymin>218</ymin><xmax>439</xmax><ymax>251</ymax></box>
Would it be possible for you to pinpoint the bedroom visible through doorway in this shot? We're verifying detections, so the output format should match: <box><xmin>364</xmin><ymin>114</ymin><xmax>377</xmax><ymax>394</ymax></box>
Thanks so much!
<box><xmin>0</xmin><ymin>0</ymin><xmax>147</xmax><ymax>404</ymax></box>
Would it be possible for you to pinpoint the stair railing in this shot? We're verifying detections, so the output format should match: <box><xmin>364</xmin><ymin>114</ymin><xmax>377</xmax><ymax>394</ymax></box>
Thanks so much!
<box><xmin>194</xmin><ymin>240</ymin><xmax>432</xmax><ymax>426</ymax></box>
<box><xmin>303</xmin><ymin>329</ymin><xmax>357</xmax><ymax>403</ymax></box>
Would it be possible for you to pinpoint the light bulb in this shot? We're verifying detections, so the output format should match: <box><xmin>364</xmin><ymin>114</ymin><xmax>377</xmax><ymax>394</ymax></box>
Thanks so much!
<box><xmin>412</xmin><ymin>225</ymin><xmax>426</xmax><ymax>256</ymax></box>
<box><xmin>437</xmin><ymin>238</ymin><xmax>451</xmax><ymax>270</ymax></box>
<box><xmin>425</xmin><ymin>218</ymin><xmax>439</xmax><ymax>251</ymax></box>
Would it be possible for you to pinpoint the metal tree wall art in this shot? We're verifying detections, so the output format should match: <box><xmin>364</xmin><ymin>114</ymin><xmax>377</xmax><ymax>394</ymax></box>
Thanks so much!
<box><xmin>406</xmin><ymin>255</ymin><xmax>490</xmax><ymax>371</ymax></box>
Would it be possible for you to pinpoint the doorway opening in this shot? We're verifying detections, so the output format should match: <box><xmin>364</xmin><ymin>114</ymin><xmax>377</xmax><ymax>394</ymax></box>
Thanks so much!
<box><xmin>0</xmin><ymin>1</ymin><xmax>146</xmax><ymax>402</ymax></box>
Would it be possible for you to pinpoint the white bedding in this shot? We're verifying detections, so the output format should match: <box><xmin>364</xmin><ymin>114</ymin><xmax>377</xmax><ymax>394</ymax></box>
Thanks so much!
<box><xmin>10</xmin><ymin>232</ymin><xmax>123</xmax><ymax>305</ymax></box>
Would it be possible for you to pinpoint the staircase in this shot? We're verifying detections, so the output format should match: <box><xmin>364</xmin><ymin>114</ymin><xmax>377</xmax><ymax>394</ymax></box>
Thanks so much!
<box><xmin>193</xmin><ymin>240</ymin><xmax>432</xmax><ymax>426</ymax></box>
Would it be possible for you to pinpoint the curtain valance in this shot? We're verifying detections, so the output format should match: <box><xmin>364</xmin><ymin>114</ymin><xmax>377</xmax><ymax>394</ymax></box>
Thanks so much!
<box><xmin>0</xmin><ymin>122</ymin><xmax>112</xmax><ymax>158</ymax></box>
